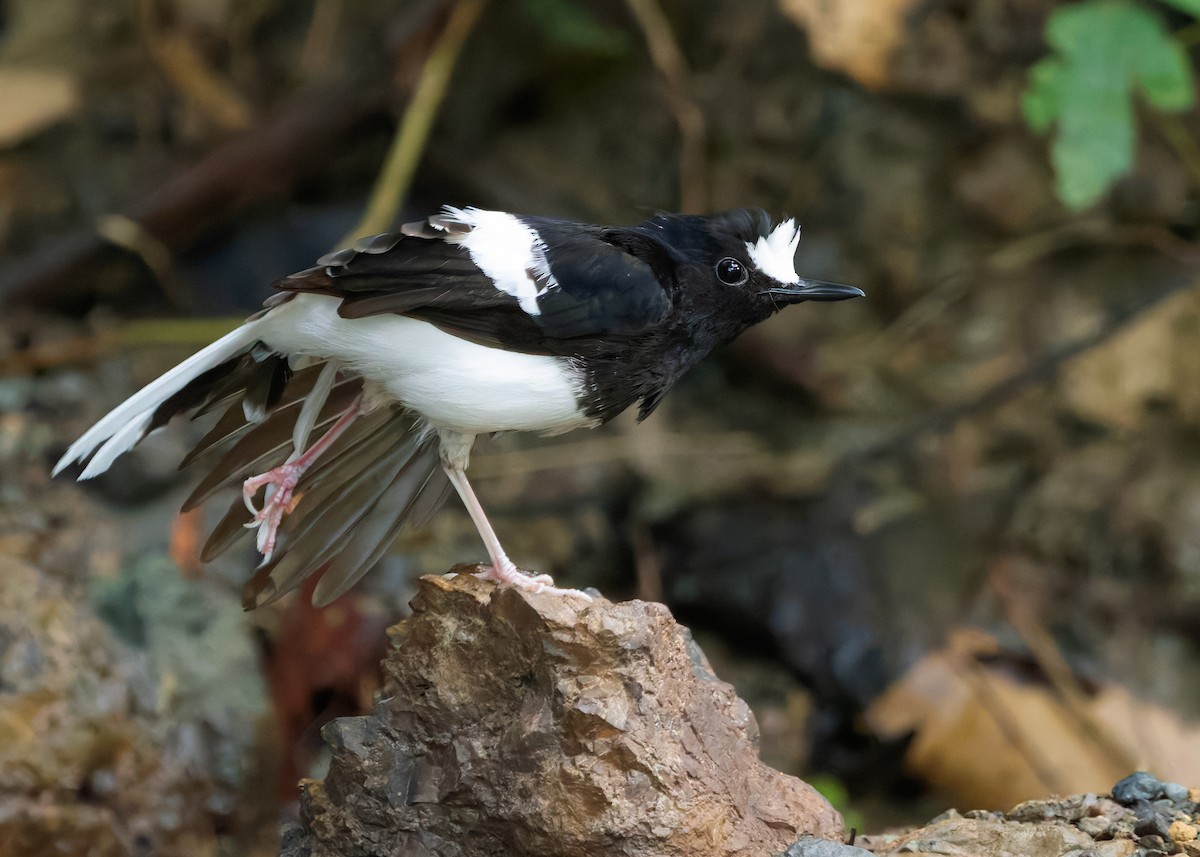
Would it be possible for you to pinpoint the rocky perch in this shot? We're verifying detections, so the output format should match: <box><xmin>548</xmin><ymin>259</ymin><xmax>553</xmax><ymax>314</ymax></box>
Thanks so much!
<box><xmin>281</xmin><ymin>569</ymin><xmax>843</xmax><ymax>857</ymax></box>
<box><xmin>860</xmin><ymin>770</ymin><xmax>1200</xmax><ymax>857</ymax></box>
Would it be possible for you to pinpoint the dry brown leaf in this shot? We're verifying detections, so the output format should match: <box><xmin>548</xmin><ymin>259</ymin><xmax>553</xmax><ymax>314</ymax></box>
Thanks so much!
<box><xmin>0</xmin><ymin>68</ymin><xmax>80</xmax><ymax>148</ymax></box>
<box><xmin>866</xmin><ymin>628</ymin><xmax>1200</xmax><ymax>809</ymax></box>
<box><xmin>777</xmin><ymin>0</ymin><xmax>917</xmax><ymax>90</ymax></box>
<box><xmin>1060</xmin><ymin>287</ymin><xmax>1200</xmax><ymax>431</ymax></box>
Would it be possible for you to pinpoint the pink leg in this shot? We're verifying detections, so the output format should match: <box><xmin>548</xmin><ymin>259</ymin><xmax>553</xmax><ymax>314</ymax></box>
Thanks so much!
<box><xmin>443</xmin><ymin>465</ymin><xmax>590</xmax><ymax>600</ymax></box>
<box><xmin>243</xmin><ymin>396</ymin><xmax>362</xmax><ymax>559</ymax></box>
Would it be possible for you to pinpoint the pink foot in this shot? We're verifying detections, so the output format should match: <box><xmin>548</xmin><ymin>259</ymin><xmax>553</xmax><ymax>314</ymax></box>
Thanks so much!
<box><xmin>472</xmin><ymin>560</ymin><xmax>592</xmax><ymax>601</ymax></box>
<box><xmin>242</xmin><ymin>462</ymin><xmax>305</xmax><ymax>558</ymax></box>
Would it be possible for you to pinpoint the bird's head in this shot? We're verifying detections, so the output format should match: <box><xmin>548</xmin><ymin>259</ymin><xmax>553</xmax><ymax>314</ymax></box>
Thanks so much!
<box><xmin>628</xmin><ymin>209</ymin><xmax>863</xmax><ymax>341</ymax></box>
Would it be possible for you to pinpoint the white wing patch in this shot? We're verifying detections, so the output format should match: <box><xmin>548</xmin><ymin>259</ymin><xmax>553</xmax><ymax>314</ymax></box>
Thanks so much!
<box><xmin>438</xmin><ymin>206</ymin><xmax>557</xmax><ymax>315</ymax></box>
<box><xmin>745</xmin><ymin>219</ymin><xmax>802</xmax><ymax>285</ymax></box>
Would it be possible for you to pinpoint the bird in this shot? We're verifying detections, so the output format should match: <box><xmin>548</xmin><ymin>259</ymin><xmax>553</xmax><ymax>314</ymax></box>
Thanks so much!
<box><xmin>54</xmin><ymin>206</ymin><xmax>863</xmax><ymax>608</ymax></box>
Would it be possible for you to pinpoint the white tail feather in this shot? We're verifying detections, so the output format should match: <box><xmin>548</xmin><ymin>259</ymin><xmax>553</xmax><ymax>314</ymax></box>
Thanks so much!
<box><xmin>54</xmin><ymin>319</ymin><xmax>264</xmax><ymax>479</ymax></box>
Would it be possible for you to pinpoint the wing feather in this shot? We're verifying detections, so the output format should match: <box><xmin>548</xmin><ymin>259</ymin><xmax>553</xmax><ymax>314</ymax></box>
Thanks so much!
<box><xmin>273</xmin><ymin>210</ymin><xmax>674</xmax><ymax>354</ymax></box>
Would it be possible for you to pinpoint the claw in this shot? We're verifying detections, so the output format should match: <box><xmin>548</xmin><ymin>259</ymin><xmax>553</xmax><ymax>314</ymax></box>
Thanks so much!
<box><xmin>471</xmin><ymin>562</ymin><xmax>591</xmax><ymax>601</ymax></box>
<box><xmin>236</xmin><ymin>395</ymin><xmax>363</xmax><ymax>561</ymax></box>
<box><xmin>241</xmin><ymin>462</ymin><xmax>305</xmax><ymax>559</ymax></box>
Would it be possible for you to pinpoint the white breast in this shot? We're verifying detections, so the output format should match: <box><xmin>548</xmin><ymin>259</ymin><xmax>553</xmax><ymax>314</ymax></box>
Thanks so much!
<box><xmin>259</xmin><ymin>295</ymin><xmax>593</xmax><ymax>435</ymax></box>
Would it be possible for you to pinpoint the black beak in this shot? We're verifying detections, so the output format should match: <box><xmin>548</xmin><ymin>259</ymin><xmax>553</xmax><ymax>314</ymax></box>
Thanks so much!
<box><xmin>764</xmin><ymin>279</ymin><xmax>865</xmax><ymax>303</ymax></box>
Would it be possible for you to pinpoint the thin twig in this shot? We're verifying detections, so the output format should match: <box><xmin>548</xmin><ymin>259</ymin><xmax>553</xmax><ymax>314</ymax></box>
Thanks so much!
<box><xmin>138</xmin><ymin>0</ymin><xmax>254</xmax><ymax>133</ymax></box>
<box><xmin>301</xmin><ymin>0</ymin><xmax>347</xmax><ymax>78</ymax></box>
<box><xmin>632</xmin><ymin>525</ymin><xmax>664</xmax><ymax>603</ymax></box>
<box><xmin>625</xmin><ymin>0</ymin><xmax>708</xmax><ymax>213</ymax></box>
<box><xmin>95</xmin><ymin>213</ymin><xmax>192</xmax><ymax>309</ymax></box>
<box><xmin>468</xmin><ymin>431</ymin><xmax>767</xmax><ymax>478</ymax></box>
<box><xmin>0</xmin><ymin>318</ymin><xmax>246</xmax><ymax>375</ymax></box>
<box><xmin>341</xmin><ymin>0</ymin><xmax>488</xmax><ymax>246</ymax></box>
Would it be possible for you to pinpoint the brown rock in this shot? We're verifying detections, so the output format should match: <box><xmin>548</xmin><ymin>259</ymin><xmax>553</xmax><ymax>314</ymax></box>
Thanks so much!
<box><xmin>288</xmin><ymin>571</ymin><xmax>842</xmax><ymax>857</ymax></box>
<box><xmin>1172</xmin><ymin>821</ymin><xmax>1199</xmax><ymax>843</ymax></box>
<box><xmin>0</xmin><ymin>554</ymin><xmax>258</xmax><ymax>856</ymax></box>
<box><xmin>874</xmin><ymin>816</ymin><xmax>1104</xmax><ymax>857</ymax></box>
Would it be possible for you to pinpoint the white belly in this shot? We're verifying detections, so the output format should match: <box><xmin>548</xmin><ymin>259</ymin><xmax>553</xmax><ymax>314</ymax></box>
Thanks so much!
<box><xmin>259</xmin><ymin>295</ymin><xmax>593</xmax><ymax>435</ymax></box>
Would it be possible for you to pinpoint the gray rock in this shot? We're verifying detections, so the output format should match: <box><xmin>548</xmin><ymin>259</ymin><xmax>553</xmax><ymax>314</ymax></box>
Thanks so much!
<box><xmin>1112</xmin><ymin>771</ymin><xmax>1165</xmax><ymax>804</ymax></box>
<box><xmin>1162</xmin><ymin>781</ymin><xmax>1190</xmax><ymax>803</ymax></box>
<box><xmin>780</xmin><ymin>837</ymin><xmax>873</xmax><ymax>856</ymax></box>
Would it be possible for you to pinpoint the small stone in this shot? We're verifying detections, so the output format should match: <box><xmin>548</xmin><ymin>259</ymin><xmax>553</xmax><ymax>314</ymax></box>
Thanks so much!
<box><xmin>1171</xmin><ymin>822</ymin><xmax>1199</xmax><ymax>843</ymax></box>
<box><xmin>1189</xmin><ymin>789</ymin><xmax>1200</xmax><ymax>805</ymax></box>
<box><xmin>1078</xmin><ymin>815</ymin><xmax>1113</xmax><ymax>838</ymax></box>
<box><xmin>781</xmin><ymin>837</ymin><xmax>873</xmax><ymax>856</ymax></box>
<box><xmin>1164</xmin><ymin>783</ymin><xmax>1191</xmax><ymax>803</ymax></box>
<box><xmin>1134</xmin><ymin>833</ymin><xmax>1171</xmax><ymax>854</ymax></box>
<box><xmin>1114</xmin><ymin>771</ymin><xmax>1165</xmax><ymax>805</ymax></box>
<box><xmin>927</xmin><ymin>809</ymin><xmax>963</xmax><ymax>825</ymax></box>
<box><xmin>1135</xmin><ymin>813</ymin><xmax>1174</xmax><ymax>840</ymax></box>
<box><xmin>963</xmin><ymin>809</ymin><xmax>1004</xmax><ymax>821</ymax></box>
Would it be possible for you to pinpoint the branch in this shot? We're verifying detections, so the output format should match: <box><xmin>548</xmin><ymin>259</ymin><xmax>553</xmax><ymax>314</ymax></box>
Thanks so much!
<box><xmin>340</xmin><ymin>0</ymin><xmax>488</xmax><ymax>246</ymax></box>
<box><xmin>625</xmin><ymin>0</ymin><xmax>708</xmax><ymax>213</ymax></box>
<box><xmin>138</xmin><ymin>0</ymin><xmax>254</xmax><ymax>133</ymax></box>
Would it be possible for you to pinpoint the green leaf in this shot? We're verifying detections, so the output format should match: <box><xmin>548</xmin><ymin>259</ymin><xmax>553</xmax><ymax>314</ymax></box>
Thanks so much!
<box><xmin>1135</xmin><ymin>33</ymin><xmax>1195</xmax><ymax>109</ymax></box>
<box><xmin>1023</xmin><ymin>0</ymin><xmax>1196</xmax><ymax>209</ymax></box>
<box><xmin>1022</xmin><ymin>59</ymin><xmax>1066</xmax><ymax>132</ymax></box>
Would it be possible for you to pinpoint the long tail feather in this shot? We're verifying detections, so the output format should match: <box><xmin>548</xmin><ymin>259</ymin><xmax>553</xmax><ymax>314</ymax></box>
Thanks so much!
<box><xmin>54</xmin><ymin>320</ymin><xmax>264</xmax><ymax>478</ymax></box>
<box><xmin>241</xmin><ymin>412</ymin><xmax>447</xmax><ymax>608</ymax></box>
<box><xmin>180</xmin><ymin>370</ymin><xmax>360</xmax><ymax>471</ymax></box>
<box><xmin>57</xmin><ymin>312</ymin><xmax>450</xmax><ymax>609</ymax></box>
<box><xmin>180</xmin><ymin>384</ymin><xmax>365</xmax><ymax>513</ymax></box>
<box><xmin>312</xmin><ymin>444</ymin><xmax>447</xmax><ymax>607</ymax></box>
<box><xmin>197</xmin><ymin>403</ymin><xmax>393</xmax><ymax>561</ymax></box>
<box><xmin>243</xmin><ymin>412</ymin><xmax>415</xmax><ymax>606</ymax></box>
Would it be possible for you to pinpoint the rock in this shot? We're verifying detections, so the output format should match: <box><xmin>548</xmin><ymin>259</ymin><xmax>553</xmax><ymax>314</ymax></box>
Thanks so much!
<box><xmin>1114</xmin><ymin>771</ymin><xmax>1167</xmax><ymax>805</ymax></box>
<box><xmin>1165</xmin><ymin>783</ymin><xmax>1192</xmax><ymax>804</ymax></box>
<box><xmin>1172</xmin><ymin>822</ymin><xmax>1199</xmax><ymax>843</ymax></box>
<box><xmin>1135</xmin><ymin>833</ymin><xmax>1170</xmax><ymax>853</ymax></box>
<box><xmin>1078</xmin><ymin>814</ymin><xmax>1114</xmax><ymax>838</ymax></box>
<box><xmin>1134</xmin><ymin>812</ymin><xmax>1174</xmax><ymax>841</ymax></box>
<box><xmin>288</xmin><ymin>571</ymin><xmax>843</xmax><ymax>857</ymax></box>
<box><xmin>855</xmin><ymin>776</ymin><xmax>1200</xmax><ymax>856</ymax></box>
<box><xmin>874</xmin><ymin>816</ymin><xmax>1098</xmax><ymax>856</ymax></box>
<box><xmin>0</xmin><ymin>553</ymin><xmax>266</xmax><ymax>856</ymax></box>
<box><xmin>780</xmin><ymin>836</ymin><xmax>873</xmax><ymax>856</ymax></box>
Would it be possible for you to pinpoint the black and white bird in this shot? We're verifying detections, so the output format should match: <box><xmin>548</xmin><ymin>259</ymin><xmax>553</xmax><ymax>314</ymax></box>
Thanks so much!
<box><xmin>54</xmin><ymin>207</ymin><xmax>862</xmax><ymax>607</ymax></box>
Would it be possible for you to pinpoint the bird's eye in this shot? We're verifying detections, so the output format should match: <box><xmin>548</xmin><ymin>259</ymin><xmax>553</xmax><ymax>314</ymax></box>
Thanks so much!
<box><xmin>715</xmin><ymin>257</ymin><xmax>748</xmax><ymax>286</ymax></box>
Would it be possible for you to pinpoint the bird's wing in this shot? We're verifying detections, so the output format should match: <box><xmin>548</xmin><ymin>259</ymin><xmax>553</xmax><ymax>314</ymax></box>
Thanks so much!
<box><xmin>274</xmin><ymin>208</ymin><xmax>673</xmax><ymax>353</ymax></box>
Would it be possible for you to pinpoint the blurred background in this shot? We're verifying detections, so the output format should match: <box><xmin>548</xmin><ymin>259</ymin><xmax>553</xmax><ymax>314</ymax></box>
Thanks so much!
<box><xmin>3</xmin><ymin>0</ymin><xmax>1200</xmax><ymax>852</ymax></box>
